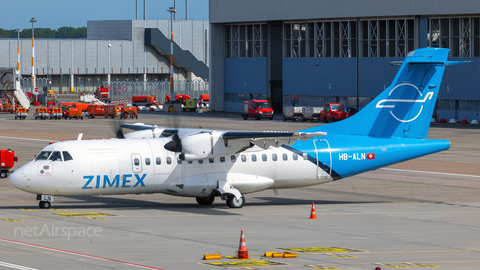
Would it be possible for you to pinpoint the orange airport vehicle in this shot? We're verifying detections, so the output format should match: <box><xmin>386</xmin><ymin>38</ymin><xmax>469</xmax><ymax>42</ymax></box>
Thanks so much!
<box><xmin>34</xmin><ymin>107</ymin><xmax>49</xmax><ymax>120</ymax></box>
<box><xmin>15</xmin><ymin>107</ymin><xmax>28</xmax><ymax>120</ymax></box>
<box><xmin>0</xmin><ymin>100</ymin><xmax>17</xmax><ymax>113</ymax></box>
<box><xmin>0</xmin><ymin>149</ymin><xmax>18</xmax><ymax>178</ymax></box>
<box><xmin>165</xmin><ymin>94</ymin><xmax>190</xmax><ymax>104</ymax></box>
<box><xmin>62</xmin><ymin>107</ymin><xmax>84</xmax><ymax>120</ymax></box>
<box><xmin>87</xmin><ymin>104</ymin><xmax>118</xmax><ymax>119</ymax></box>
<box><xmin>119</xmin><ymin>106</ymin><xmax>138</xmax><ymax>119</ymax></box>
<box><xmin>132</xmin><ymin>95</ymin><xmax>157</xmax><ymax>107</ymax></box>
<box><xmin>47</xmin><ymin>107</ymin><xmax>62</xmax><ymax>120</ymax></box>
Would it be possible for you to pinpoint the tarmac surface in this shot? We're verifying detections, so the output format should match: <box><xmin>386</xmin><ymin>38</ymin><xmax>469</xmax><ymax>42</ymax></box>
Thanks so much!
<box><xmin>0</xmin><ymin>108</ymin><xmax>479</xmax><ymax>270</ymax></box>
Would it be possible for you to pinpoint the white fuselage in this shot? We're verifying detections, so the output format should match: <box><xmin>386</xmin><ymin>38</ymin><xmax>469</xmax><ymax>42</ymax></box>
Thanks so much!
<box><xmin>9</xmin><ymin>138</ymin><xmax>332</xmax><ymax>198</ymax></box>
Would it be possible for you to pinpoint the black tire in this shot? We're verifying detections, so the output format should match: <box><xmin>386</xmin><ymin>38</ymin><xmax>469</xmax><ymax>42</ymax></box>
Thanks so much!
<box><xmin>69</xmin><ymin>116</ymin><xmax>72</xmax><ymax>119</ymax></box>
<box><xmin>269</xmin><ymin>116</ymin><xmax>274</xmax><ymax>120</ymax></box>
<box><xmin>255</xmin><ymin>114</ymin><xmax>261</xmax><ymax>120</ymax></box>
<box><xmin>196</xmin><ymin>196</ymin><xmax>215</xmax><ymax>205</ymax></box>
<box><xmin>323</xmin><ymin>116</ymin><xmax>328</xmax><ymax>123</ymax></box>
<box><xmin>39</xmin><ymin>201</ymin><xmax>51</xmax><ymax>209</ymax></box>
<box><xmin>15</xmin><ymin>116</ymin><xmax>17</xmax><ymax>120</ymax></box>
<box><xmin>226</xmin><ymin>195</ymin><xmax>245</xmax><ymax>208</ymax></box>
<box><xmin>332</xmin><ymin>117</ymin><xmax>336</xmax><ymax>122</ymax></box>
<box><xmin>283</xmin><ymin>118</ymin><xmax>287</xmax><ymax>122</ymax></box>
<box><xmin>0</xmin><ymin>171</ymin><xmax>8</xmax><ymax>178</ymax></box>
<box><xmin>243</xmin><ymin>114</ymin><xmax>248</xmax><ymax>120</ymax></box>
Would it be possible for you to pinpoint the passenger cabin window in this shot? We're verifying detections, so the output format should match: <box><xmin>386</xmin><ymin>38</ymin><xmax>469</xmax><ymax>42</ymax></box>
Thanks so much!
<box><xmin>36</xmin><ymin>151</ymin><xmax>51</xmax><ymax>161</ymax></box>
<box><xmin>156</xmin><ymin>157</ymin><xmax>161</xmax><ymax>165</ymax></box>
<box><xmin>252</xmin><ymin>154</ymin><xmax>257</xmax><ymax>162</ymax></box>
<box><xmin>241</xmin><ymin>155</ymin><xmax>246</xmax><ymax>162</ymax></box>
<box><xmin>220</xmin><ymin>157</ymin><xmax>225</xmax><ymax>163</ymax></box>
<box><xmin>262</xmin><ymin>154</ymin><xmax>267</xmax><ymax>162</ymax></box>
<box><xmin>167</xmin><ymin>157</ymin><xmax>172</xmax><ymax>165</ymax></box>
<box><xmin>134</xmin><ymin>158</ymin><xmax>140</xmax><ymax>166</ymax></box>
<box><xmin>303</xmin><ymin>153</ymin><xmax>308</xmax><ymax>160</ymax></box>
<box><xmin>49</xmin><ymin>151</ymin><xmax>62</xmax><ymax>161</ymax></box>
<box><xmin>231</xmin><ymin>155</ymin><xmax>236</xmax><ymax>162</ymax></box>
<box><xmin>272</xmin><ymin>153</ymin><xmax>277</xmax><ymax>161</ymax></box>
<box><xmin>62</xmin><ymin>151</ymin><xmax>73</xmax><ymax>161</ymax></box>
<box><xmin>145</xmin><ymin>158</ymin><xmax>151</xmax><ymax>165</ymax></box>
<box><xmin>293</xmin><ymin>153</ymin><xmax>298</xmax><ymax>160</ymax></box>
<box><xmin>282</xmin><ymin>153</ymin><xmax>288</xmax><ymax>161</ymax></box>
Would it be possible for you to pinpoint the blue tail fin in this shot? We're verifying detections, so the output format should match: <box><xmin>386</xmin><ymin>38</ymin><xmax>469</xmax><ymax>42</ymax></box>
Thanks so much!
<box><xmin>303</xmin><ymin>48</ymin><xmax>462</xmax><ymax>139</ymax></box>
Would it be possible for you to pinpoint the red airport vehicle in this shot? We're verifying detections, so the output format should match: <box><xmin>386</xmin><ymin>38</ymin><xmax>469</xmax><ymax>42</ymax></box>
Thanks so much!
<box><xmin>34</xmin><ymin>107</ymin><xmax>50</xmax><ymax>120</ymax></box>
<box><xmin>165</xmin><ymin>94</ymin><xmax>190</xmax><ymax>104</ymax></box>
<box><xmin>241</xmin><ymin>100</ymin><xmax>274</xmax><ymax>120</ymax></box>
<box><xmin>132</xmin><ymin>95</ymin><xmax>157</xmax><ymax>107</ymax></box>
<box><xmin>94</xmin><ymin>87</ymin><xmax>111</xmax><ymax>103</ymax></box>
<box><xmin>87</xmin><ymin>104</ymin><xmax>118</xmax><ymax>119</ymax></box>
<box><xmin>0</xmin><ymin>149</ymin><xmax>18</xmax><ymax>178</ymax></box>
<box><xmin>320</xmin><ymin>103</ymin><xmax>348</xmax><ymax>123</ymax></box>
<box><xmin>63</xmin><ymin>108</ymin><xmax>84</xmax><ymax>120</ymax></box>
<box><xmin>15</xmin><ymin>107</ymin><xmax>28</xmax><ymax>120</ymax></box>
<box><xmin>119</xmin><ymin>106</ymin><xmax>138</xmax><ymax>119</ymax></box>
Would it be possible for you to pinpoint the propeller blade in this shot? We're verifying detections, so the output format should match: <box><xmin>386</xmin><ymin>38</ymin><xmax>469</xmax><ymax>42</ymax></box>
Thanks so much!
<box><xmin>164</xmin><ymin>133</ymin><xmax>182</xmax><ymax>152</ymax></box>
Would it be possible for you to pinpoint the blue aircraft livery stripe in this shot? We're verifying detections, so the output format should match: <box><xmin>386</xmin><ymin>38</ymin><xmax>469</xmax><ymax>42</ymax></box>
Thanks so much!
<box><xmin>281</xmin><ymin>145</ymin><xmax>342</xmax><ymax>181</ymax></box>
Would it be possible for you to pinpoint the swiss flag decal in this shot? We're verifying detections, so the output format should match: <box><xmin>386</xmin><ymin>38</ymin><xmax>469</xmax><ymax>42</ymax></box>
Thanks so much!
<box><xmin>367</xmin><ymin>153</ymin><xmax>375</xmax><ymax>159</ymax></box>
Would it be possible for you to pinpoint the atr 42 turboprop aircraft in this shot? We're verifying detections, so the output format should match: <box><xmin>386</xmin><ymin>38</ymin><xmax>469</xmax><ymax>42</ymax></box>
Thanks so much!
<box><xmin>9</xmin><ymin>48</ymin><xmax>466</xmax><ymax>209</ymax></box>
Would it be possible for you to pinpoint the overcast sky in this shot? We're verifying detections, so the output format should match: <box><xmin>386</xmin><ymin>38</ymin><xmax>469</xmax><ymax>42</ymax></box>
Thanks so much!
<box><xmin>1</xmin><ymin>0</ymin><xmax>209</xmax><ymax>30</ymax></box>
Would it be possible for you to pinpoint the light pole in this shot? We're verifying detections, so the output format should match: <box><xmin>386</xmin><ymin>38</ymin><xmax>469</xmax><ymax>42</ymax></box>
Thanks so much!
<box><xmin>29</xmin><ymin>17</ymin><xmax>37</xmax><ymax>92</ymax></box>
<box><xmin>108</xmin><ymin>44</ymin><xmax>111</xmax><ymax>89</ymax></box>
<box><xmin>15</xmin><ymin>28</ymin><xmax>22</xmax><ymax>73</ymax></box>
<box><xmin>167</xmin><ymin>7</ymin><xmax>176</xmax><ymax>103</ymax></box>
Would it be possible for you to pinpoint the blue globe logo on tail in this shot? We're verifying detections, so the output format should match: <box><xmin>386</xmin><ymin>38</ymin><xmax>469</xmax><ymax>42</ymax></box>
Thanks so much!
<box><xmin>375</xmin><ymin>82</ymin><xmax>434</xmax><ymax>123</ymax></box>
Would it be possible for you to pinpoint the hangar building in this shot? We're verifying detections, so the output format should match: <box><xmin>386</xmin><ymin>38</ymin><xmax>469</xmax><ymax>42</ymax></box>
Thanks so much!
<box><xmin>209</xmin><ymin>0</ymin><xmax>480</xmax><ymax>122</ymax></box>
<box><xmin>0</xmin><ymin>20</ymin><xmax>209</xmax><ymax>97</ymax></box>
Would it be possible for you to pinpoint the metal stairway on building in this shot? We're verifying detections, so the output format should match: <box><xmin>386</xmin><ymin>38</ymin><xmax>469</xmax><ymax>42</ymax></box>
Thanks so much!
<box><xmin>0</xmin><ymin>68</ymin><xmax>31</xmax><ymax>110</ymax></box>
<box><xmin>144</xmin><ymin>28</ymin><xmax>209</xmax><ymax>80</ymax></box>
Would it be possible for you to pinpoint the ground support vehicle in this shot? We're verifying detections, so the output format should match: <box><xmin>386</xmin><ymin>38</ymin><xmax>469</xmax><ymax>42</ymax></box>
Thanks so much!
<box><xmin>0</xmin><ymin>99</ymin><xmax>17</xmax><ymax>113</ymax></box>
<box><xmin>14</xmin><ymin>107</ymin><xmax>28</xmax><ymax>120</ymax></box>
<box><xmin>63</xmin><ymin>108</ymin><xmax>83</xmax><ymax>120</ymax></box>
<box><xmin>132</xmin><ymin>95</ymin><xmax>157</xmax><ymax>107</ymax></box>
<box><xmin>0</xmin><ymin>149</ymin><xmax>18</xmax><ymax>178</ymax></box>
<box><xmin>87</xmin><ymin>105</ymin><xmax>118</xmax><ymax>119</ymax></box>
<box><xmin>302</xmin><ymin>107</ymin><xmax>323</xmax><ymax>122</ymax></box>
<box><xmin>94</xmin><ymin>87</ymin><xmax>111</xmax><ymax>103</ymax></box>
<box><xmin>48</xmin><ymin>107</ymin><xmax>62</xmax><ymax>119</ymax></box>
<box><xmin>345</xmin><ymin>107</ymin><xmax>357</xmax><ymax>117</ymax></box>
<box><xmin>198</xmin><ymin>94</ymin><xmax>209</xmax><ymax>108</ymax></box>
<box><xmin>34</xmin><ymin>107</ymin><xmax>50</xmax><ymax>120</ymax></box>
<box><xmin>120</xmin><ymin>106</ymin><xmax>138</xmax><ymax>119</ymax></box>
<box><xmin>320</xmin><ymin>103</ymin><xmax>348</xmax><ymax>123</ymax></box>
<box><xmin>241</xmin><ymin>100</ymin><xmax>274</xmax><ymax>120</ymax></box>
<box><xmin>283</xmin><ymin>106</ymin><xmax>304</xmax><ymax>122</ymax></box>
<box><xmin>183</xmin><ymin>98</ymin><xmax>199</xmax><ymax>112</ymax></box>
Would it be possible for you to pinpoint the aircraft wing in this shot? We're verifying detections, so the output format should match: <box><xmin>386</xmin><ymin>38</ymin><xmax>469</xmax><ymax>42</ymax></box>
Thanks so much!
<box><xmin>221</xmin><ymin>131</ymin><xmax>327</xmax><ymax>149</ymax></box>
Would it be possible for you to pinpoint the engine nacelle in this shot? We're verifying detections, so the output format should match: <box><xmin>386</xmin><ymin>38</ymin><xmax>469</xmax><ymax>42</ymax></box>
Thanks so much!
<box><xmin>181</xmin><ymin>131</ymin><xmax>250</xmax><ymax>161</ymax></box>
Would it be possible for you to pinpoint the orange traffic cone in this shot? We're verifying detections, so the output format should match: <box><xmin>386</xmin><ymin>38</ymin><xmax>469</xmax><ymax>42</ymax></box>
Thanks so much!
<box><xmin>309</xmin><ymin>202</ymin><xmax>317</xmax><ymax>219</ymax></box>
<box><xmin>237</xmin><ymin>230</ymin><xmax>249</xmax><ymax>259</ymax></box>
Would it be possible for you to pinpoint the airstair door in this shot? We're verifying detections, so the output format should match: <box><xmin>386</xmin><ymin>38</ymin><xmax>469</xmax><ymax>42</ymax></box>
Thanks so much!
<box><xmin>313</xmin><ymin>139</ymin><xmax>332</xmax><ymax>180</ymax></box>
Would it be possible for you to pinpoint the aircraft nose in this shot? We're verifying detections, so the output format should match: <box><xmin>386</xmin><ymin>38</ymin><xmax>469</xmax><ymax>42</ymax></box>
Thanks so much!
<box><xmin>8</xmin><ymin>169</ymin><xmax>26</xmax><ymax>190</ymax></box>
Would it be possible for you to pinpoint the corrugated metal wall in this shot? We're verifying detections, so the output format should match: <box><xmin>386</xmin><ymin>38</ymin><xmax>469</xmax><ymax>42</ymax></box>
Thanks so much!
<box><xmin>224</xmin><ymin>58</ymin><xmax>267</xmax><ymax>94</ymax></box>
<box><xmin>440</xmin><ymin>58</ymin><xmax>480</xmax><ymax>100</ymax></box>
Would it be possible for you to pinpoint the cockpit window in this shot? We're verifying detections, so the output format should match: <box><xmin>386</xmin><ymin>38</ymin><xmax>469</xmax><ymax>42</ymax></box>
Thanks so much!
<box><xmin>62</xmin><ymin>151</ymin><xmax>73</xmax><ymax>161</ymax></box>
<box><xmin>35</xmin><ymin>151</ymin><xmax>51</xmax><ymax>160</ymax></box>
<box><xmin>49</xmin><ymin>151</ymin><xmax>62</xmax><ymax>161</ymax></box>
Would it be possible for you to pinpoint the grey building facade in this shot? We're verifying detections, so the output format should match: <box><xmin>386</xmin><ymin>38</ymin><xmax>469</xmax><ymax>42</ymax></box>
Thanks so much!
<box><xmin>209</xmin><ymin>0</ymin><xmax>480</xmax><ymax>122</ymax></box>
<box><xmin>0</xmin><ymin>20</ymin><xmax>209</xmax><ymax>94</ymax></box>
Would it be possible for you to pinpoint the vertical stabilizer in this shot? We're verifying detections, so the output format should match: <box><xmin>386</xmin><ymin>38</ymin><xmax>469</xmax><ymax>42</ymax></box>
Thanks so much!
<box><xmin>303</xmin><ymin>48</ymin><xmax>464</xmax><ymax>139</ymax></box>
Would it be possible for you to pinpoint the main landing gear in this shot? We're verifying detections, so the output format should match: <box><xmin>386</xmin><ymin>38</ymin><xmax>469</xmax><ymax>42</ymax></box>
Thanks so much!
<box><xmin>195</xmin><ymin>194</ymin><xmax>246</xmax><ymax>208</ymax></box>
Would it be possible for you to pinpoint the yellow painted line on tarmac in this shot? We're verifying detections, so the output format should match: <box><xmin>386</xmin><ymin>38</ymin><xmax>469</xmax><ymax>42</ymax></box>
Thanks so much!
<box><xmin>53</xmin><ymin>212</ymin><xmax>116</xmax><ymax>217</ymax></box>
<box><xmin>279</xmin><ymin>247</ymin><xmax>363</xmax><ymax>253</ymax></box>
<box><xmin>1</xmin><ymin>218</ymin><xmax>24</xmax><ymax>222</ymax></box>
<box><xmin>202</xmin><ymin>260</ymin><xmax>288</xmax><ymax>268</ymax></box>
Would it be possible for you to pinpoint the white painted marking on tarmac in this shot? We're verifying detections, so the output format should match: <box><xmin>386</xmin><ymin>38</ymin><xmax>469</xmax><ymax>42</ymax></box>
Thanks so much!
<box><xmin>0</xmin><ymin>136</ymin><xmax>58</xmax><ymax>142</ymax></box>
<box><xmin>381</xmin><ymin>168</ymin><xmax>480</xmax><ymax>178</ymax></box>
<box><xmin>0</xmin><ymin>238</ymin><xmax>165</xmax><ymax>270</ymax></box>
<box><xmin>0</xmin><ymin>260</ymin><xmax>38</xmax><ymax>270</ymax></box>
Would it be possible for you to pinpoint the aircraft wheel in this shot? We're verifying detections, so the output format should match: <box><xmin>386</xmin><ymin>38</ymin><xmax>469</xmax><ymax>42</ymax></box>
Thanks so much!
<box><xmin>226</xmin><ymin>195</ymin><xmax>245</xmax><ymax>208</ymax></box>
<box><xmin>39</xmin><ymin>201</ymin><xmax>51</xmax><ymax>209</ymax></box>
<box><xmin>196</xmin><ymin>196</ymin><xmax>215</xmax><ymax>205</ymax></box>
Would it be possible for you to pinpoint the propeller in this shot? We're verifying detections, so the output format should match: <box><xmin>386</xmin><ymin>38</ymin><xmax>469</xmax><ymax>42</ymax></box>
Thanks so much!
<box><xmin>164</xmin><ymin>133</ymin><xmax>182</xmax><ymax>152</ymax></box>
